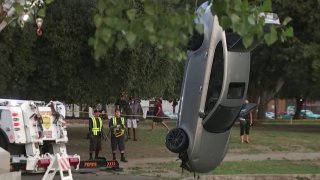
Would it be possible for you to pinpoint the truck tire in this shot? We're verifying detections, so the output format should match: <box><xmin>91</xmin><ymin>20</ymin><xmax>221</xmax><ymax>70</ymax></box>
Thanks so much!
<box><xmin>0</xmin><ymin>134</ymin><xmax>8</xmax><ymax>150</ymax></box>
<box><xmin>165</xmin><ymin>128</ymin><xmax>188</xmax><ymax>153</ymax></box>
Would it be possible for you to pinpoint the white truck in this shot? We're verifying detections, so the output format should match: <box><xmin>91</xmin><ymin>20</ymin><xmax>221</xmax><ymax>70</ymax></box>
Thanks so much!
<box><xmin>0</xmin><ymin>99</ymin><xmax>80</xmax><ymax>172</ymax></box>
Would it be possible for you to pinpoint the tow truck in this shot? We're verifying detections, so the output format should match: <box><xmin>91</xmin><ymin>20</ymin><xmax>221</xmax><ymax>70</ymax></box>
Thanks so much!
<box><xmin>0</xmin><ymin>98</ymin><xmax>120</xmax><ymax>177</ymax></box>
<box><xmin>0</xmin><ymin>99</ymin><xmax>80</xmax><ymax>172</ymax></box>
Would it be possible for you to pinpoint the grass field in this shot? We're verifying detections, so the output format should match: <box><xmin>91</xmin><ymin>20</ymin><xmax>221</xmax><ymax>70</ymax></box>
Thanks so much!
<box><xmin>66</xmin><ymin>121</ymin><xmax>176</xmax><ymax>159</ymax></box>
<box><xmin>65</xmin><ymin>120</ymin><xmax>320</xmax><ymax>176</ymax></box>
<box><xmin>147</xmin><ymin>159</ymin><xmax>320</xmax><ymax>177</ymax></box>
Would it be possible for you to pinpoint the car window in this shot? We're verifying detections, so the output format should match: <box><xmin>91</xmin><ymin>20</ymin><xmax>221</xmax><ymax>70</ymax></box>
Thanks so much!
<box><xmin>225</xmin><ymin>29</ymin><xmax>260</xmax><ymax>52</ymax></box>
<box><xmin>204</xmin><ymin>41</ymin><xmax>224</xmax><ymax>114</ymax></box>
<box><xmin>204</xmin><ymin>105</ymin><xmax>242</xmax><ymax>133</ymax></box>
<box><xmin>227</xmin><ymin>83</ymin><xmax>245</xmax><ymax>99</ymax></box>
<box><xmin>225</xmin><ymin>30</ymin><xmax>242</xmax><ymax>50</ymax></box>
<box><xmin>187</xmin><ymin>26</ymin><xmax>204</xmax><ymax>51</ymax></box>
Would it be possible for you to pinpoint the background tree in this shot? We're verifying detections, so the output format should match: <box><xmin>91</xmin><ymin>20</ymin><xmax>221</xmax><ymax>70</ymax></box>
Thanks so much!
<box><xmin>90</xmin><ymin>0</ymin><xmax>292</xmax><ymax>60</ymax></box>
<box><xmin>0</xmin><ymin>22</ymin><xmax>36</xmax><ymax>98</ymax></box>
<box><xmin>248</xmin><ymin>42</ymin><xmax>287</xmax><ymax>119</ymax></box>
<box><xmin>99</xmin><ymin>43</ymin><xmax>183</xmax><ymax>101</ymax></box>
<box><xmin>278</xmin><ymin>0</ymin><xmax>320</xmax><ymax>119</ymax></box>
<box><xmin>25</xmin><ymin>0</ymin><xmax>97</xmax><ymax>104</ymax></box>
<box><xmin>0</xmin><ymin>0</ymin><xmax>184</xmax><ymax>105</ymax></box>
<box><xmin>248</xmin><ymin>0</ymin><xmax>320</xmax><ymax>119</ymax></box>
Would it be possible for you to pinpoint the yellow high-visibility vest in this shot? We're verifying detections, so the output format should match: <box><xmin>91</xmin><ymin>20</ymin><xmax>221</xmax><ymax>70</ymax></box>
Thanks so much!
<box><xmin>91</xmin><ymin>117</ymin><xmax>102</xmax><ymax>136</ymax></box>
<box><xmin>112</xmin><ymin>117</ymin><xmax>125</xmax><ymax>136</ymax></box>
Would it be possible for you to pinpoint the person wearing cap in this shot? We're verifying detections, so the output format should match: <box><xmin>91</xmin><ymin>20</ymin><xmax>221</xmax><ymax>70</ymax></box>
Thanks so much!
<box><xmin>88</xmin><ymin>109</ymin><xmax>104</xmax><ymax>160</ymax></box>
<box><xmin>109</xmin><ymin>109</ymin><xmax>128</xmax><ymax>162</ymax></box>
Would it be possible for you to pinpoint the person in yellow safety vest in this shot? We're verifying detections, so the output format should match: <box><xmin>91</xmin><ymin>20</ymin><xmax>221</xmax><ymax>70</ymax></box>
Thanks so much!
<box><xmin>109</xmin><ymin>108</ymin><xmax>128</xmax><ymax>162</ymax></box>
<box><xmin>88</xmin><ymin>109</ymin><xmax>104</xmax><ymax>160</ymax></box>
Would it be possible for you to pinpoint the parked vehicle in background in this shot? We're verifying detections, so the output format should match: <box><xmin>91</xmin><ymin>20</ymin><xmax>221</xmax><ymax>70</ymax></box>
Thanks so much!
<box><xmin>265</xmin><ymin>112</ymin><xmax>275</xmax><ymax>119</ymax></box>
<box><xmin>300</xmin><ymin>110</ymin><xmax>320</xmax><ymax>119</ymax></box>
<box><xmin>281</xmin><ymin>113</ymin><xmax>293</xmax><ymax>119</ymax></box>
<box><xmin>163</xmin><ymin>111</ymin><xmax>178</xmax><ymax>120</ymax></box>
<box><xmin>286</xmin><ymin>106</ymin><xmax>295</xmax><ymax>115</ymax></box>
<box><xmin>146</xmin><ymin>100</ymin><xmax>156</xmax><ymax>119</ymax></box>
<box><xmin>281</xmin><ymin>109</ymin><xmax>320</xmax><ymax>119</ymax></box>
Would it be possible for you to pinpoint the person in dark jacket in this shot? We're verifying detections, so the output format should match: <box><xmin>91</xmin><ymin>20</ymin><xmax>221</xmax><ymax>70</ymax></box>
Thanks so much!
<box><xmin>109</xmin><ymin>109</ymin><xmax>128</xmax><ymax>162</ymax></box>
<box><xmin>172</xmin><ymin>98</ymin><xmax>178</xmax><ymax>114</ymax></box>
<box><xmin>88</xmin><ymin>109</ymin><xmax>104</xmax><ymax>160</ymax></box>
<box><xmin>115</xmin><ymin>94</ymin><xmax>128</xmax><ymax>114</ymax></box>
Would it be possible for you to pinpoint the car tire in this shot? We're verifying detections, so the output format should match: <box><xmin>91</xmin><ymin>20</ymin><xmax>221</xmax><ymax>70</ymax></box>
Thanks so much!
<box><xmin>165</xmin><ymin>128</ymin><xmax>188</xmax><ymax>153</ymax></box>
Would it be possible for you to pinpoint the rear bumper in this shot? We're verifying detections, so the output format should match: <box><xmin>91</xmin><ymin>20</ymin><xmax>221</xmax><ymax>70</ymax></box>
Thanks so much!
<box><xmin>11</xmin><ymin>154</ymin><xmax>80</xmax><ymax>172</ymax></box>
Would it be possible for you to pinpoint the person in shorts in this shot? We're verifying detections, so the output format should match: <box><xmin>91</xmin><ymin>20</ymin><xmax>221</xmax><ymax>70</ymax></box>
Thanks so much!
<box><xmin>126</xmin><ymin>96</ymin><xmax>143</xmax><ymax>141</ymax></box>
<box><xmin>109</xmin><ymin>109</ymin><xmax>128</xmax><ymax>162</ymax></box>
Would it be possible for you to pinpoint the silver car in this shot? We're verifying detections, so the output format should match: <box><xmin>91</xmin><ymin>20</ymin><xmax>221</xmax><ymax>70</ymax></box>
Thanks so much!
<box><xmin>165</xmin><ymin>1</ymin><xmax>280</xmax><ymax>173</ymax></box>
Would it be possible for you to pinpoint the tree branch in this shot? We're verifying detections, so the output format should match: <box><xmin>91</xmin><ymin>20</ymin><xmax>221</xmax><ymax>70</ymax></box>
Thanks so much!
<box><xmin>262</xmin><ymin>78</ymin><xmax>285</xmax><ymax>105</ymax></box>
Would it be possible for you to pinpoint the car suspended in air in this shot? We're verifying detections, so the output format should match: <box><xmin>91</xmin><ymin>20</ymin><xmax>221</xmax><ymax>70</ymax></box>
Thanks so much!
<box><xmin>165</xmin><ymin>1</ymin><xmax>280</xmax><ymax>173</ymax></box>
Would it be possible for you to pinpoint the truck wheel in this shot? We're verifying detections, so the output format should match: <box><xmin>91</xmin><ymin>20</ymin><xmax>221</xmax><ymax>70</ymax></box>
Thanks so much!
<box><xmin>0</xmin><ymin>135</ymin><xmax>8</xmax><ymax>150</ymax></box>
<box><xmin>165</xmin><ymin>128</ymin><xmax>188</xmax><ymax>153</ymax></box>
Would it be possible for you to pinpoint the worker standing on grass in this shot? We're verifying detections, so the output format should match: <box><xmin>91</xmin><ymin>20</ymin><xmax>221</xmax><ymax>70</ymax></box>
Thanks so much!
<box><xmin>88</xmin><ymin>109</ymin><xmax>104</xmax><ymax>160</ymax></box>
<box><xmin>109</xmin><ymin>108</ymin><xmax>128</xmax><ymax>162</ymax></box>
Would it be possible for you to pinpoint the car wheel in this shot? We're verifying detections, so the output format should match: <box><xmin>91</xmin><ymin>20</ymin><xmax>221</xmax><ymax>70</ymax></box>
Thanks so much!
<box><xmin>165</xmin><ymin>128</ymin><xmax>188</xmax><ymax>153</ymax></box>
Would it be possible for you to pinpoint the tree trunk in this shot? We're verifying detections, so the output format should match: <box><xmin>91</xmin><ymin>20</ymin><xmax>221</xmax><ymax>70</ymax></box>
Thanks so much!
<box><xmin>79</xmin><ymin>104</ymin><xmax>83</xmax><ymax>118</ymax></box>
<box><xmin>274</xmin><ymin>96</ymin><xmax>278</xmax><ymax>119</ymax></box>
<box><xmin>257</xmin><ymin>92</ymin><xmax>268</xmax><ymax>120</ymax></box>
<box><xmin>254</xmin><ymin>79</ymin><xmax>285</xmax><ymax>120</ymax></box>
<box><xmin>248</xmin><ymin>87</ymin><xmax>261</xmax><ymax>120</ymax></box>
<box><xmin>72</xmin><ymin>104</ymin><xmax>75</xmax><ymax>118</ymax></box>
<box><xmin>293</xmin><ymin>96</ymin><xmax>305</xmax><ymax>119</ymax></box>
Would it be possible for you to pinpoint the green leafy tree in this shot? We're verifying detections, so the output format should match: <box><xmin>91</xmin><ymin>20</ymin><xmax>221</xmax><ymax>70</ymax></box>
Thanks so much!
<box><xmin>275</xmin><ymin>0</ymin><xmax>320</xmax><ymax>119</ymax></box>
<box><xmin>25</xmin><ymin>0</ymin><xmax>97</xmax><ymax>103</ymax></box>
<box><xmin>99</xmin><ymin>43</ymin><xmax>183</xmax><ymax>101</ymax></box>
<box><xmin>1</xmin><ymin>0</ymin><xmax>295</xmax><ymax>109</ymax></box>
<box><xmin>2</xmin><ymin>0</ymin><xmax>293</xmax><ymax>58</ymax></box>
<box><xmin>0</xmin><ymin>23</ymin><xmax>36</xmax><ymax>98</ymax></box>
<box><xmin>21</xmin><ymin>0</ymin><xmax>183</xmax><ymax>105</ymax></box>
<box><xmin>248</xmin><ymin>0</ymin><xmax>320</xmax><ymax>119</ymax></box>
<box><xmin>90</xmin><ymin>0</ymin><xmax>292</xmax><ymax>60</ymax></box>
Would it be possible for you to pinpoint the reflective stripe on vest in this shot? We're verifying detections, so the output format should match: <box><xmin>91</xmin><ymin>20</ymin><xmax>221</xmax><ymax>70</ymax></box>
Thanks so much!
<box><xmin>91</xmin><ymin>117</ymin><xmax>102</xmax><ymax>136</ymax></box>
<box><xmin>112</xmin><ymin>117</ymin><xmax>125</xmax><ymax>135</ymax></box>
